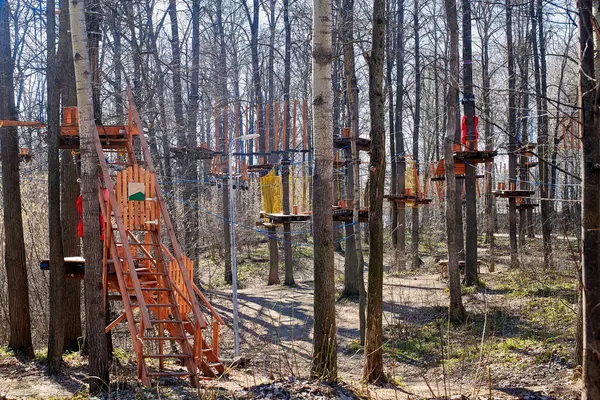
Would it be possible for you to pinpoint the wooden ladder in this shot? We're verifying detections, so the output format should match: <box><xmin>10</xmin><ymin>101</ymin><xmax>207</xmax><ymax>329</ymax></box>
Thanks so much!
<box><xmin>94</xmin><ymin>92</ymin><xmax>225</xmax><ymax>386</ymax></box>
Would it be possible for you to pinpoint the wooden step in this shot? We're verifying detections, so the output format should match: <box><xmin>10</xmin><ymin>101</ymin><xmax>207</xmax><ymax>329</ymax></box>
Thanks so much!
<box><xmin>142</xmin><ymin>336</ymin><xmax>193</xmax><ymax>341</ymax></box>
<box><xmin>142</xmin><ymin>303</ymin><xmax>178</xmax><ymax>308</ymax></box>
<box><xmin>116</xmin><ymin>242</ymin><xmax>162</xmax><ymax>247</ymax></box>
<box><xmin>150</xmin><ymin>319</ymin><xmax>182</xmax><ymax>324</ymax></box>
<box><xmin>146</xmin><ymin>371</ymin><xmax>194</xmax><ymax>377</ymax></box>
<box><xmin>136</xmin><ymin>287</ymin><xmax>171</xmax><ymax>291</ymax></box>
<box><xmin>143</xmin><ymin>354</ymin><xmax>192</xmax><ymax>359</ymax></box>
<box><xmin>123</xmin><ymin>271</ymin><xmax>168</xmax><ymax>276</ymax></box>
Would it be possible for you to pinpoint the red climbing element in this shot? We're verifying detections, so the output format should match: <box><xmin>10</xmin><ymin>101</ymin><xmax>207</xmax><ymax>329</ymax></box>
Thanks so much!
<box><xmin>461</xmin><ymin>115</ymin><xmax>479</xmax><ymax>145</ymax></box>
<box><xmin>77</xmin><ymin>189</ymin><xmax>107</xmax><ymax>240</ymax></box>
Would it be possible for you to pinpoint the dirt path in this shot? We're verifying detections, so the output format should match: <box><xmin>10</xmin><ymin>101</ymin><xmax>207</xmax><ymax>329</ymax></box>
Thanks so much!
<box><xmin>0</xmin><ymin>241</ymin><xmax>581</xmax><ymax>399</ymax></box>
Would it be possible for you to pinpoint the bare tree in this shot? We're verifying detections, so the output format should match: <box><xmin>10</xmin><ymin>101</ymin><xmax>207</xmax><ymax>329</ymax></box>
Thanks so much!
<box><xmin>58</xmin><ymin>0</ymin><xmax>82</xmax><ymax>351</ymax></box>
<box><xmin>363</xmin><ymin>0</ymin><xmax>386</xmax><ymax>382</ymax></box>
<box><xmin>578</xmin><ymin>0</ymin><xmax>600</xmax><ymax>396</ymax></box>
<box><xmin>394</xmin><ymin>0</ymin><xmax>407</xmax><ymax>270</ymax></box>
<box><xmin>506</xmin><ymin>0</ymin><xmax>519</xmax><ymax>268</ymax></box>
<box><xmin>69</xmin><ymin>0</ymin><xmax>109</xmax><ymax>391</ymax></box>
<box><xmin>0</xmin><ymin>0</ymin><xmax>33</xmax><ymax>358</ymax></box>
<box><xmin>311</xmin><ymin>0</ymin><xmax>337</xmax><ymax>380</ymax></box>
<box><xmin>47</xmin><ymin>0</ymin><xmax>66</xmax><ymax>371</ymax></box>
<box><xmin>462</xmin><ymin>0</ymin><xmax>478</xmax><ymax>285</ymax></box>
<box><xmin>410</xmin><ymin>0</ymin><xmax>421</xmax><ymax>270</ymax></box>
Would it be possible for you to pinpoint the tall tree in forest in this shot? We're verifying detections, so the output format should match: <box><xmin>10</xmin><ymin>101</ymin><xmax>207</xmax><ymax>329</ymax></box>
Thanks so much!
<box><xmin>311</xmin><ymin>0</ymin><xmax>337</xmax><ymax>379</ymax></box>
<box><xmin>462</xmin><ymin>0</ymin><xmax>478</xmax><ymax>285</ymax></box>
<box><xmin>363</xmin><ymin>0</ymin><xmax>386</xmax><ymax>382</ymax></box>
<box><xmin>47</xmin><ymin>0</ymin><xmax>66</xmax><ymax>371</ymax></box>
<box><xmin>216</xmin><ymin>0</ymin><xmax>233</xmax><ymax>285</ymax></box>
<box><xmin>242</xmin><ymin>0</ymin><xmax>265</xmax><ymax>161</ymax></box>
<box><xmin>394</xmin><ymin>0</ymin><xmax>406</xmax><ymax>270</ymax></box>
<box><xmin>168</xmin><ymin>0</ymin><xmax>190</xmax><ymax>251</ymax></box>
<box><xmin>58</xmin><ymin>0</ymin><xmax>82</xmax><ymax>351</ymax></box>
<box><xmin>340</xmin><ymin>0</ymin><xmax>360</xmax><ymax>298</ymax></box>
<box><xmin>410</xmin><ymin>0</ymin><xmax>421</xmax><ymax>270</ymax></box>
<box><xmin>186</xmin><ymin>0</ymin><xmax>201</xmax><ymax>263</ymax></box>
<box><xmin>0</xmin><ymin>0</ymin><xmax>34</xmax><ymax>358</ymax></box>
<box><xmin>282</xmin><ymin>0</ymin><xmax>294</xmax><ymax>286</ymax></box>
<box><xmin>578</xmin><ymin>0</ymin><xmax>600</xmax><ymax>395</ymax></box>
<box><xmin>531</xmin><ymin>0</ymin><xmax>551</xmax><ymax>267</ymax></box>
<box><xmin>506</xmin><ymin>0</ymin><xmax>519</xmax><ymax>268</ymax></box>
<box><xmin>69</xmin><ymin>0</ymin><xmax>109</xmax><ymax>391</ymax></box>
<box><xmin>445</xmin><ymin>0</ymin><xmax>464</xmax><ymax>262</ymax></box>
<box><xmin>475</xmin><ymin>1</ymin><xmax>495</xmax><ymax>269</ymax></box>
<box><xmin>444</xmin><ymin>138</ymin><xmax>466</xmax><ymax>322</ymax></box>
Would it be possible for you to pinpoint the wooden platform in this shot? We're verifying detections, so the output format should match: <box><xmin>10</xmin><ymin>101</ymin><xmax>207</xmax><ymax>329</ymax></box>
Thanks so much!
<box><xmin>248</xmin><ymin>163</ymin><xmax>276</xmax><ymax>173</ymax></box>
<box><xmin>259</xmin><ymin>207</ymin><xmax>368</xmax><ymax>224</ymax></box>
<box><xmin>331</xmin><ymin>207</ymin><xmax>368</xmax><ymax>223</ymax></box>
<box><xmin>453</xmin><ymin>149</ymin><xmax>497</xmax><ymax>163</ymax></box>
<box><xmin>431</xmin><ymin>174</ymin><xmax>484</xmax><ymax>182</ymax></box>
<box><xmin>384</xmin><ymin>193</ymin><xmax>433</xmax><ymax>205</ymax></box>
<box><xmin>516</xmin><ymin>203</ymin><xmax>539</xmax><ymax>210</ymax></box>
<box><xmin>260</xmin><ymin>212</ymin><xmax>312</xmax><ymax>223</ymax></box>
<box><xmin>40</xmin><ymin>256</ymin><xmax>115</xmax><ymax>280</ymax></box>
<box><xmin>333</xmin><ymin>137</ymin><xmax>371</xmax><ymax>152</ymax></box>
<box><xmin>493</xmin><ymin>189</ymin><xmax>535</xmax><ymax>198</ymax></box>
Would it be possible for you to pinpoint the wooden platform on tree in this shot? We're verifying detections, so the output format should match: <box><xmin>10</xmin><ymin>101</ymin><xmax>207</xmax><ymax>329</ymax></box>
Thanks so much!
<box><xmin>171</xmin><ymin>146</ymin><xmax>218</xmax><ymax>160</ymax></box>
<box><xmin>331</xmin><ymin>207</ymin><xmax>368</xmax><ymax>223</ymax></box>
<box><xmin>453</xmin><ymin>149</ymin><xmax>497</xmax><ymax>163</ymax></box>
<box><xmin>248</xmin><ymin>163</ymin><xmax>276</xmax><ymax>173</ymax></box>
<box><xmin>59</xmin><ymin>133</ymin><xmax>135</xmax><ymax>150</ymax></box>
<box><xmin>516</xmin><ymin>202</ymin><xmax>539</xmax><ymax>210</ymax></box>
<box><xmin>492</xmin><ymin>189</ymin><xmax>535</xmax><ymax>198</ymax></box>
<box><xmin>333</xmin><ymin>137</ymin><xmax>371</xmax><ymax>152</ymax></box>
<box><xmin>431</xmin><ymin>174</ymin><xmax>484</xmax><ymax>182</ymax></box>
<box><xmin>260</xmin><ymin>212</ymin><xmax>312</xmax><ymax>223</ymax></box>
<box><xmin>384</xmin><ymin>193</ymin><xmax>433</xmax><ymax>205</ymax></box>
<box><xmin>40</xmin><ymin>256</ymin><xmax>115</xmax><ymax>280</ymax></box>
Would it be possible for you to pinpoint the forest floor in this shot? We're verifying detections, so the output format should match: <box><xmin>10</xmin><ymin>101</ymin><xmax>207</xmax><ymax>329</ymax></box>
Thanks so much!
<box><xmin>0</xmin><ymin>233</ymin><xmax>583</xmax><ymax>399</ymax></box>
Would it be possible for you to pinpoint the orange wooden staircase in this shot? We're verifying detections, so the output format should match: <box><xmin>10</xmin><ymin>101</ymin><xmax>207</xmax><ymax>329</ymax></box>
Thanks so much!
<box><xmin>62</xmin><ymin>87</ymin><xmax>225</xmax><ymax>386</ymax></box>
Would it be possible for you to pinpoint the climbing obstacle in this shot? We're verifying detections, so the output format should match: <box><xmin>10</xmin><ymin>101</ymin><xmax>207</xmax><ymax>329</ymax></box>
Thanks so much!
<box><xmin>41</xmin><ymin>87</ymin><xmax>224</xmax><ymax>386</ymax></box>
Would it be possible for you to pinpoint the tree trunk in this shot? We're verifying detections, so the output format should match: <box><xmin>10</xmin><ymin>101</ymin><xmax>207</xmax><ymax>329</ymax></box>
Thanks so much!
<box><xmin>267</xmin><ymin>226</ymin><xmax>280</xmax><ymax>285</ymax></box>
<box><xmin>579</xmin><ymin>0</ymin><xmax>600</xmax><ymax>396</ymax></box>
<box><xmin>444</xmin><ymin>138</ymin><xmax>466</xmax><ymax>322</ymax></box>
<box><xmin>58</xmin><ymin>0</ymin><xmax>82</xmax><ymax>351</ymax></box>
<box><xmin>283</xmin><ymin>0</ymin><xmax>294</xmax><ymax>286</ymax></box>
<box><xmin>394</xmin><ymin>0</ymin><xmax>406</xmax><ymax>270</ymax></box>
<box><xmin>445</xmin><ymin>0</ymin><xmax>464</xmax><ymax>262</ymax></box>
<box><xmin>47</xmin><ymin>0</ymin><xmax>66</xmax><ymax>371</ymax></box>
<box><xmin>363</xmin><ymin>0</ymin><xmax>386</xmax><ymax>382</ymax></box>
<box><xmin>462</xmin><ymin>0</ymin><xmax>478</xmax><ymax>286</ymax></box>
<box><xmin>534</xmin><ymin>0</ymin><xmax>551</xmax><ymax>267</ymax></box>
<box><xmin>311</xmin><ymin>0</ymin><xmax>337</xmax><ymax>379</ymax></box>
<box><xmin>216</xmin><ymin>0</ymin><xmax>232</xmax><ymax>285</ymax></box>
<box><xmin>186</xmin><ymin>0</ymin><xmax>201</xmax><ymax>263</ymax></box>
<box><xmin>69</xmin><ymin>0</ymin><xmax>109</xmax><ymax>392</ymax></box>
<box><xmin>410</xmin><ymin>0</ymin><xmax>421</xmax><ymax>270</ymax></box>
<box><xmin>480</xmin><ymin>8</ymin><xmax>495</xmax><ymax>271</ymax></box>
<box><xmin>340</xmin><ymin>0</ymin><xmax>360</xmax><ymax>298</ymax></box>
<box><xmin>506</xmin><ymin>0</ymin><xmax>519</xmax><ymax>268</ymax></box>
<box><xmin>0</xmin><ymin>0</ymin><xmax>34</xmax><ymax>358</ymax></box>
